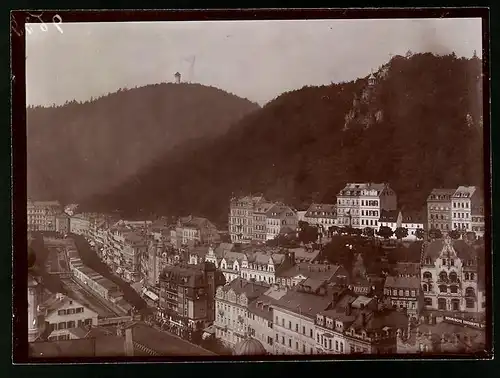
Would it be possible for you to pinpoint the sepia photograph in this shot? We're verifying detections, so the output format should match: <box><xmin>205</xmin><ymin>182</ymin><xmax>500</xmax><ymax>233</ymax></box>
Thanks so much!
<box><xmin>14</xmin><ymin>9</ymin><xmax>491</xmax><ymax>362</ymax></box>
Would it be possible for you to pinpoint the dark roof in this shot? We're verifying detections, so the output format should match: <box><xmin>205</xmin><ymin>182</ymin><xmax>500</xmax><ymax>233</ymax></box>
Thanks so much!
<box><xmin>273</xmin><ymin>290</ymin><xmax>332</xmax><ymax>318</ymax></box>
<box><xmin>305</xmin><ymin>203</ymin><xmax>337</xmax><ymax>218</ymax></box>
<box><xmin>29</xmin><ymin>336</ymin><xmax>124</xmax><ymax>357</ymax></box>
<box><xmin>427</xmin><ymin>188</ymin><xmax>456</xmax><ymax>201</ymax></box>
<box><xmin>423</xmin><ymin>239</ymin><xmax>476</xmax><ymax>261</ymax></box>
<box><xmin>384</xmin><ymin>276</ymin><xmax>421</xmax><ymax>289</ymax></box>
<box><xmin>221</xmin><ymin>278</ymin><xmax>269</xmax><ymax>300</ymax></box>
<box><xmin>379</xmin><ymin>210</ymin><xmax>399</xmax><ymax>223</ymax></box>
<box><xmin>160</xmin><ymin>264</ymin><xmax>206</xmax><ymax>288</ymax></box>
<box><xmin>233</xmin><ymin>337</ymin><xmax>267</xmax><ymax>356</ymax></box>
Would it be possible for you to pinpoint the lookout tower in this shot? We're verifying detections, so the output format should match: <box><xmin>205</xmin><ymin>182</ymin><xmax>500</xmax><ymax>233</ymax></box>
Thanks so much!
<box><xmin>174</xmin><ymin>72</ymin><xmax>181</xmax><ymax>84</ymax></box>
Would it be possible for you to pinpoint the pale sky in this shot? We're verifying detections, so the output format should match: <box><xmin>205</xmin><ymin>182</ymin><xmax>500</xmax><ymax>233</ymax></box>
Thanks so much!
<box><xmin>26</xmin><ymin>18</ymin><xmax>482</xmax><ymax>106</ymax></box>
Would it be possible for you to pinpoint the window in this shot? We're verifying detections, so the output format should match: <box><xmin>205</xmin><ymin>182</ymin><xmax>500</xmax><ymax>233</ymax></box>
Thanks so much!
<box><xmin>282</xmin><ymin>319</ymin><xmax>284</xmax><ymax>327</ymax></box>
<box><xmin>451</xmin><ymin>299</ymin><xmax>460</xmax><ymax>311</ymax></box>
<box><xmin>424</xmin><ymin>297</ymin><xmax>432</xmax><ymax>306</ymax></box>
<box><xmin>439</xmin><ymin>285</ymin><xmax>447</xmax><ymax>293</ymax></box>
<box><xmin>340</xmin><ymin>343</ymin><xmax>344</xmax><ymax>353</ymax></box>
<box><xmin>465</xmin><ymin>287</ymin><xmax>476</xmax><ymax>297</ymax></box>
<box><xmin>329</xmin><ymin>339</ymin><xmax>332</xmax><ymax>350</ymax></box>
<box><xmin>296</xmin><ymin>341</ymin><xmax>299</xmax><ymax>350</ymax></box>
<box><xmin>335</xmin><ymin>340</ymin><xmax>339</xmax><ymax>351</ymax></box>
<box><xmin>422</xmin><ymin>283</ymin><xmax>428</xmax><ymax>292</ymax></box>
<box><xmin>310</xmin><ymin>329</ymin><xmax>313</xmax><ymax>337</ymax></box>
<box><xmin>423</xmin><ymin>271</ymin><xmax>432</xmax><ymax>279</ymax></box>
<box><xmin>58</xmin><ymin>322</ymin><xmax>66</xmax><ymax>330</ymax></box>
<box><xmin>288</xmin><ymin>339</ymin><xmax>292</xmax><ymax>347</ymax></box>
<box><xmin>302</xmin><ymin>326</ymin><xmax>306</xmax><ymax>335</ymax></box>
<box><xmin>281</xmin><ymin>336</ymin><xmax>285</xmax><ymax>344</ymax></box>
<box><xmin>67</xmin><ymin>320</ymin><xmax>76</xmax><ymax>328</ymax></box>
<box><xmin>288</xmin><ymin>321</ymin><xmax>292</xmax><ymax>329</ymax></box>
<box><xmin>466</xmin><ymin>298</ymin><xmax>475</xmax><ymax>309</ymax></box>
<box><xmin>438</xmin><ymin>298</ymin><xmax>446</xmax><ymax>310</ymax></box>
<box><xmin>450</xmin><ymin>285</ymin><xmax>458</xmax><ymax>294</ymax></box>
<box><xmin>295</xmin><ymin>324</ymin><xmax>299</xmax><ymax>332</ymax></box>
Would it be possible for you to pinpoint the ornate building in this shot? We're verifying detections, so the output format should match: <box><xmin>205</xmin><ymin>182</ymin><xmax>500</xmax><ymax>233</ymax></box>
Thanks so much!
<box><xmin>214</xmin><ymin>278</ymin><xmax>268</xmax><ymax>348</ymax></box>
<box><xmin>27</xmin><ymin>200</ymin><xmax>62</xmax><ymax>232</ymax></box>
<box><xmin>420</xmin><ymin>237</ymin><xmax>485</xmax><ymax>314</ymax></box>
<box><xmin>426</xmin><ymin>188</ymin><xmax>454</xmax><ymax>233</ymax></box>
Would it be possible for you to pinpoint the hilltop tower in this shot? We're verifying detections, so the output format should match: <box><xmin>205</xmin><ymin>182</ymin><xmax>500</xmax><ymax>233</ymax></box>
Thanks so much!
<box><xmin>174</xmin><ymin>72</ymin><xmax>181</xmax><ymax>84</ymax></box>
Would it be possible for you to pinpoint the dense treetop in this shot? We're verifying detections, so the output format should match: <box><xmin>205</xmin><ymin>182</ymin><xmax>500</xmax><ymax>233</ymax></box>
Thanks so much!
<box><xmin>27</xmin><ymin>83</ymin><xmax>259</xmax><ymax>203</ymax></box>
<box><xmin>81</xmin><ymin>53</ymin><xmax>484</xmax><ymax>227</ymax></box>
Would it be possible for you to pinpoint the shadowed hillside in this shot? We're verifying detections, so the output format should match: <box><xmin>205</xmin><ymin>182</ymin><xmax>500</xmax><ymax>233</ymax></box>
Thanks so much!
<box><xmin>27</xmin><ymin>83</ymin><xmax>259</xmax><ymax>203</ymax></box>
<box><xmin>83</xmin><ymin>53</ymin><xmax>484</xmax><ymax>226</ymax></box>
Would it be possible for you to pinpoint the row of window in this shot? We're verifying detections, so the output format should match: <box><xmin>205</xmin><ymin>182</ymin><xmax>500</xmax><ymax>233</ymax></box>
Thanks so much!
<box><xmin>361</xmin><ymin>210</ymin><xmax>379</xmax><ymax>217</ymax></box>
<box><xmin>317</xmin><ymin>335</ymin><xmax>345</xmax><ymax>352</ymax></box>
<box><xmin>361</xmin><ymin>219</ymin><xmax>378</xmax><ymax>226</ymax></box>
<box><xmin>275</xmin><ymin>333</ymin><xmax>311</xmax><ymax>353</ymax></box>
<box><xmin>428</xmin><ymin>205</ymin><xmax>450</xmax><ymax>211</ymax></box>
<box><xmin>384</xmin><ymin>288</ymin><xmax>417</xmax><ymax>297</ymax></box>
<box><xmin>453</xmin><ymin>212</ymin><xmax>469</xmax><ymax>219</ymax></box>
<box><xmin>453</xmin><ymin>202</ymin><xmax>469</xmax><ymax>209</ymax></box>
<box><xmin>337</xmin><ymin>199</ymin><xmax>380</xmax><ymax>207</ymax></box>
<box><xmin>57</xmin><ymin>307</ymin><xmax>84</xmax><ymax>316</ymax></box>
<box><xmin>430</xmin><ymin>214</ymin><xmax>449</xmax><ymax>220</ymax></box>
<box><xmin>429</xmin><ymin>223</ymin><xmax>450</xmax><ymax>230</ymax></box>
<box><xmin>454</xmin><ymin>223</ymin><xmax>470</xmax><ymax>230</ymax></box>
<box><xmin>50</xmin><ymin>318</ymin><xmax>93</xmax><ymax>330</ymax></box>
<box><xmin>275</xmin><ymin>316</ymin><xmax>314</xmax><ymax>338</ymax></box>
<box><xmin>424</xmin><ymin>297</ymin><xmax>475</xmax><ymax>310</ymax></box>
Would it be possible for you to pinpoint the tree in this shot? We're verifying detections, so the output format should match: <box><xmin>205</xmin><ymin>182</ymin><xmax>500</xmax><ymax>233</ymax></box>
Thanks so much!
<box><xmin>362</xmin><ymin>227</ymin><xmax>375</xmax><ymax>238</ymax></box>
<box><xmin>415</xmin><ymin>228</ymin><xmax>425</xmax><ymax>240</ymax></box>
<box><xmin>394</xmin><ymin>227</ymin><xmax>409</xmax><ymax>241</ymax></box>
<box><xmin>428</xmin><ymin>228</ymin><xmax>443</xmax><ymax>240</ymax></box>
<box><xmin>466</xmin><ymin>231</ymin><xmax>477</xmax><ymax>243</ymax></box>
<box><xmin>448</xmin><ymin>229</ymin><xmax>461</xmax><ymax>240</ymax></box>
<box><xmin>377</xmin><ymin>226</ymin><xmax>394</xmax><ymax>240</ymax></box>
<box><xmin>298</xmin><ymin>222</ymin><xmax>319</xmax><ymax>244</ymax></box>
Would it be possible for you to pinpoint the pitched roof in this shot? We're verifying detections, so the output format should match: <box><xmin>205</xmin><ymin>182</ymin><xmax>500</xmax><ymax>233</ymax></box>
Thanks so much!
<box><xmin>379</xmin><ymin>210</ymin><xmax>399</xmax><ymax>223</ymax></box>
<box><xmin>221</xmin><ymin>277</ymin><xmax>269</xmax><ymax>299</ymax></box>
<box><xmin>254</xmin><ymin>201</ymin><xmax>276</xmax><ymax>214</ymax></box>
<box><xmin>305</xmin><ymin>203</ymin><xmax>337</xmax><ymax>218</ymax></box>
<box><xmin>423</xmin><ymin>239</ymin><xmax>477</xmax><ymax>261</ymax></box>
<box><xmin>273</xmin><ymin>290</ymin><xmax>332</xmax><ymax>318</ymax></box>
<box><xmin>279</xmin><ymin>262</ymin><xmax>341</xmax><ymax>282</ymax></box>
<box><xmin>427</xmin><ymin>188</ymin><xmax>456</xmax><ymax>201</ymax></box>
<box><xmin>384</xmin><ymin>276</ymin><xmax>421</xmax><ymax>289</ymax></box>
<box><xmin>452</xmin><ymin>186</ymin><xmax>479</xmax><ymax>198</ymax></box>
<box><xmin>266</xmin><ymin>204</ymin><xmax>295</xmax><ymax>219</ymax></box>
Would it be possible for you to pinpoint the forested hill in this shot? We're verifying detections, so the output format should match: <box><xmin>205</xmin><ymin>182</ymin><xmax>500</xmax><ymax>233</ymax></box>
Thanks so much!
<box><xmin>27</xmin><ymin>83</ymin><xmax>259</xmax><ymax>203</ymax></box>
<box><xmin>82</xmin><ymin>53</ymin><xmax>484</xmax><ymax>226</ymax></box>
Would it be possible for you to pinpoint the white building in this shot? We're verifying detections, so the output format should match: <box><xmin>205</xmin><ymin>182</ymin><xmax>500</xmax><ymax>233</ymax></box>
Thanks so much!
<box><xmin>451</xmin><ymin>186</ymin><xmax>484</xmax><ymax>236</ymax></box>
<box><xmin>378</xmin><ymin>210</ymin><xmax>425</xmax><ymax>240</ymax></box>
<box><xmin>420</xmin><ymin>236</ymin><xmax>485</xmax><ymax>314</ymax></box>
<box><xmin>39</xmin><ymin>293</ymin><xmax>98</xmax><ymax>341</ymax></box>
<box><xmin>303</xmin><ymin>203</ymin><xmax>337</xmax><ymax>233</ymax></box>
<box><xmin>336</xmin><ymin>183</ymin><xmax>397</xmax><ymax>229</ymax></box>
<box><xmin>214</xmin><ymin>278</ymin><xmax>269</xmax><ymax>348</ymax></box>
<box><xmin>265</xmin><ymin>204</ymin><xmax>298</xmax><ymax>241</ymax></box>
<box><xmin>240</xmin><ymin>251</ymin><xmax>295</xmax><ymax>285</ymax></box>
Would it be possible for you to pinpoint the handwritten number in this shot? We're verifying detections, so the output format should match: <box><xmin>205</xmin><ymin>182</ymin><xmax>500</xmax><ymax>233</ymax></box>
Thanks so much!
<box><xmin>52</xmin><ymin>14</ymin><xmax>63</xmax><ymax>34</ymax></box>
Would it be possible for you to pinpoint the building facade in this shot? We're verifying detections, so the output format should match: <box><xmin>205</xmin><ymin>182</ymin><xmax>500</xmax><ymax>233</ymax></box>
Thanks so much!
<box><xmin>420</xmin><ymin>237</ymin><xmax>484</xmax><ymax>314</ymax></box>
<box><xmin>214</xmin><ymin>278</ymin><xmax>268</xmax><ymax>348</ymax></box>
<box><xmin>229</xmin><ymin>195</ymin><xmax>264</xmax><ymax>243</ymax></box>
<box><xmin>378</xmin><ymin>210</ymin><xmax>426</xmax><ymax>240</ymax></box>
<box><xmin>336</xmin><ymin>183</ymin><xmax>397</xmax><ymax>229</ymax></box>
<box><xmin>27</xmin><ymin>200</ymin><xmax>62</xmax><ymax>231</ymax></box>
<box><xmin>241</xmin><ymin>251</ymin><xmax>295</xmax><ymax>285</ymax></box>
<box><xmin>253</xmin><ymin>201</ymin><xmax>275</xmax><ymax>242</ymax></box>
<box><xmin>426</xmin><ymin>188</ymin><xmax>455</xmax><ymax>232</ymax></box>
<box><xmin>265</xmin><ymin>204</ymin><xmax>298</xmax><ymax>241</ymax></box>
<box><xmin>158</xmin><ymin>262</ymin><xmax>224</xmax><ymax>334</ymax></box>
<box><xmin>383</xmin><ymin>276</ymin><xmax>421</xmax><ymax>319</ymax></box>
<box><xmin>451</xmin><ymin>186</ymin><xmax>484</xmax><ymax>235</ymax></box>
<box><xmin>303</xmin><ymin>203</ymin><xmax>337</xmax><ymax>234</ymax></box>
<box><xmin>172</xmin><ymin>216</ymin><xmax>219</xmax><ymax>248</ymax></box>
<box><xmin>41</xmin><ymin>294</ymin><xmax>98</xmax><ymax>341</ymax></box>
<box><xmin>70</xmin><ymin>214</ymin><xmax>91</xmax><ymax>236</ymax></box>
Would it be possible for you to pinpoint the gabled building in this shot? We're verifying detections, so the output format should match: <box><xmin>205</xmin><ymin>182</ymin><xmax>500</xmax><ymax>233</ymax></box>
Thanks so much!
<box><xmin>450</xmin><ymin>186</ymin><xmax>485</xmax><ymax>237</ymax></box>
<box><xmin>336</xmin><ymin>183</ymin><xmax>397</xmax><ymax>229</ymax></box>
<box><xmin>39</xmin><ymin>293</ymin><xmax>98</xmax><ymax>341</ymax></box>
<box><xmin>240</xmin><ymin>250</ymin><xmax>295</xmax><ymax>285</ymax></box>
<box><xmin>214</xmin><ymin>278</ymin><xmax>269</xmax><ymax>348</ymax></box>
<box><xmin>304</xmin><ymin>203</ymin><xmax>337</xmax><ymax>232</ymax></box>
<box><xmin>420</xmin><ymin>236</ymin><xmax>485</xmax><ymax>314</ymax></box>
<box><xmin>265</xmin><ymin>203</ymin><xmax>298</xmax><ymax>241</ymax></box>
<box><xmin>172</xmin><ymin>215</ymin><xmax>219</xmax><ymax>248</ymax></box>
<box><xmin>383</xmin><ymin>276</ymin><xmax>422</xmax><ymax>319</ymax></box>
<box><xmin>378</xmin><ymin>210</ymin><xmax>425</xmax><ymax>240</ymax></box>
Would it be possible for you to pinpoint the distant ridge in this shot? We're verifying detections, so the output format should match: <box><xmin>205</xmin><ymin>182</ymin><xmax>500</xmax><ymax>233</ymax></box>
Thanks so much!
<box><xmin>27</xmin><ymin>82</ymin><xmax>260</xmax><ymax>203</ymax></box>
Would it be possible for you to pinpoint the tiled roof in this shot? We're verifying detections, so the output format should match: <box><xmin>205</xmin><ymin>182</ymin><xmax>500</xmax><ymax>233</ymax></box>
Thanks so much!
<box><xmin>160</xmin><ymin>264</ymin><xmax>207</xmax><ymax>288</ymax></box>
<box><xmin>379</xmin><ymin>210</ymin><xmax>399</xmax><ymax>222</ymax></box>
<box><xmin>427</xmin><ymin>188</ymin><xmax>456</xmax><ymax>201</ymax></box>
<box><xmin>273</xmin><ymin>290</ymin><xmax>332</xmax><ymax>318</ymax></box>
<box><xmin>305</xmin><ymin>203</ymin><xmax>337</xmax><ymax>218</ymax></box>
<box><xmin>384</xmin><ymin>276</ymin><xmax>421</xmax><ymax>289</ymax></box>
<box><xmin>222</xmin><ymin>277</ymin><xmax>269</xmax><ymax>299</ymax></box>
<box><xmin>279</xmin><ymin>262</ymin><xmax>340</xmax><ymax>280</ymax></box>
<box><xmin>266</xmin><ymin>204</ymin><xmax>295</xmax><ymax>219</ymax></box>
<box><xmin>288</xmin><ymin>247</ymin><xmax>321</xmax><ymax>262</ymax></box>
<box><xmin>254</xmin><ymin>201</ymin><xmax>275</xmax><ymax>214</ymax></box>
<box><xmin>452</xmin><ymin>186</ymin><xmax>479</xmax><ymax>198</ymax></box>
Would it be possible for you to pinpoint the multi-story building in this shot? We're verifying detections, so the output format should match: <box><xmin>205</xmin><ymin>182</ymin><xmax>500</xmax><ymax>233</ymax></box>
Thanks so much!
<box><xmin>383</xmin><ymin>276</ymin><xmax>421</xmax><ymax>319</ymax></box>
<box><xmin>55</xmin><ymin>213</ymin><xmax>70</xmax><ymax>235</ymax></box>
<box><xmin>40</xmin><ymin>293</ymin><xmax>98</xmax><ymax>341</ymax></box>
<box><xmin>471</xmin><ymin>201</ymin><xmax>486</xmax><ymax>238</ymax></box>
<box><xmin>70</xmin><ymin>214</ymin><xmax>91</xmax><ymax>236</ymax></box>
<box><xmin>426</xmin><ymin>188</ymin><xmax>455</xmax><ymax>232</ymax></box>
<box><xmin>229</xmin><ymin>195</ymin><xmax>265</xmax><ymax>243</ymax></box>
<box><xmin>273</xmin><ymin>283</ymin><xmax>333</xmax><ymax>355</ymax></box>
<box><xmin>253</xmin><ymin>201</ymin><xmax>275</xmax><ymax>242</ymax></box>
<box><xmin>276</xmin><ymin>263</ymin><xmax>348</xmax><ymax>289</ymax></box>
<box><xmin>214</xmin><ymin>278</ymin><xmax>269</xmax><ymax>348</ymax></box>
<box><xmin>241</xmin><ymin>250</ymin><xmax>295</xmax><ymax>285</ymax></box>
<box><xmin>451</xmin><ymin>186</ymin><xmax>483</xmax><ymax>234</ymax></box>
<box><xmin>171</xmin><ymin>215</ymin><xmax>219</xmax><ymax>249</ymax></box>
<box><xmin>158</xmin><ymin>262</ymin><xmax>224</xmax><ymax>334</ymax></box>
<box><xmin>246</xmin><ymin>286</ymin><xmax>288</xmax><ymax>354</ymax></box>
<box><xmin>420</xmin><ymin>236</ymin><xmax>485</xmax><ymax>314</ymax></box>
<box><xmin>336</xmin><ymin>183</ymin><xmax>397</xmax><ymax>229</ymax></box>
<box><xmin>265</xmin><ymin>204</ymin><xmax>298</xmax><ymax>241</ymax></box>
<box><xmin>303</xmin><ymin>203</ymin><xmax>337</xmax><ymax>234</ymax></box>
<box><xmin>121</xmin><ymin>232</ymin><xmax>148</xmax><ymax>283</ymax></box>
<box><xmin>314</xmin><ymin>291</ymin><xmax>408</xmax><ymax>355</ymax></box>
<box><xmin>145</xmin><ymin>239</ymin><xmax>171</xmax><ymax>287</ymax></box>
<box><xmin>27</xmin><ymin>200</ymin><xmax>62</xmax><ymax>231</ymax></box>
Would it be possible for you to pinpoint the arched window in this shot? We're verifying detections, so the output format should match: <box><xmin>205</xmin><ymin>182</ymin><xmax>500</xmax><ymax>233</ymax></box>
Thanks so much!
<box><xmin>451</xmin><ymin>299</ymin><xmax>460</xmax><ymax>311</ymax></box>
<box><xmin>438</xmin><ymin>298</ymin><xmax>447</xmax><ymax>310</ymax></box>
<box><xmin>423</xmin><ymin>271</ymin><xmax>432</xmax><ymax>280</ymax></box>
<box><xmin>424</xmin><ymin>297</ymin><xmax>432</xmax><ymax>306</ymax></box>
<box><xmin>422</xmin><ymin>283</ymin><xmax>428</xmax><ymax>292</ymax></box>
<box><xmin>439</xmin><ymin>271</ymin><xmax>448</xmax><ymax>282</ymax></box>
<box><xmin>465</xmin><ymin>287</ymin><xmax>475</xmax><ymax>297</ymax></box>
<box><xmin>464</xmin><ymin>272</ymin><xmax>470</xmax><ymax>280</ymax></box>
<box><xmin>450</xmin><ymin>285</ymin><xmax>458</xmax><ymax>294</ymax></box>
<box><xmin>449</xmin><ymin>272</ymin><xmax>458</xmax><ymax>283</ymax></box>
<box><xmin>424</xmin><ymin>257</ymin><xmax>432</xmax><ymax>265</ymax></box>
<box><xmin>439</xmin><ymin>285</ymin><xmax>447</xmax><ymax>293</ymax></box>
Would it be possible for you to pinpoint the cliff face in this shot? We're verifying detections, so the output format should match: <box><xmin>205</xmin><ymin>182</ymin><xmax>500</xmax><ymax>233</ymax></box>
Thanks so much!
<box><xmin>82</xmin><ymin>53</ymin><xmax>484</xmax><ymax>225</ymax></box>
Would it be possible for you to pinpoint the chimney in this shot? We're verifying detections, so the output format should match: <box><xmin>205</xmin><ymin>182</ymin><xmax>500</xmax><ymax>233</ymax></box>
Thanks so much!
<box><xmin>124</xmin><ymin>327</ymin><xmax>134</xmax><ymax>356</ymax></box>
